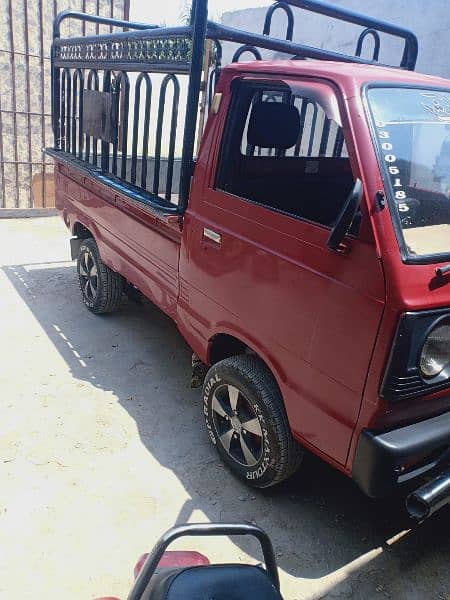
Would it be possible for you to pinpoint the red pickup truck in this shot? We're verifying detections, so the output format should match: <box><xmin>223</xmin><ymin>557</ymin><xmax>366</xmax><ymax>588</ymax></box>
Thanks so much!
<box><xmin>48</xmin><ymin>0</ymin><xmax>450</xmax><ymax>519</ymax></box>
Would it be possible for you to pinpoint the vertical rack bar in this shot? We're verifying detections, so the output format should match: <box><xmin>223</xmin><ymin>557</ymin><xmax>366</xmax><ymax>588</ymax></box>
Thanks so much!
<box><xmin>119</xmin><ymin>73</ymin><xmax>129</xmax><ymax>180</ymax></box>
<box><xmin>165</xmin><ymin>78</ymin><xmax>180</xmax><ymax>201</ymax></box>
<box><xmin>65</xmin><ymin>70</ymin><xmax>71</xmax><ymax>153</ymax></box>
<box><xmin>71</xmin><ymin>70</ymin><xmax>84</xmax><ymax>159</ymax></box>
<box><xmin>101</xmin><ymin>71</ymin><xmax>111</xmax><ymax>173</ymax></box>
<box><xmin>111</xmin><ymin>76</ymin><xmax>119</xmax><ymax>175</ymax></box>
<box><xmin>123</xmin><ymin>0</ymin><xmax>130</xmax><ymax>32</ymax></box>
<box><xmin>141</xmin><ymin>77</ymin><xmax>152</xmax><ymax>189</ymax></box>
<box><xmin>71</xmin><ymin>71</ymin><xmax>78</xmax><ymax>156</ymax></box>
<box><xmin>307</xmin><ymin>103</ymin><xmax>318</xmax><ymax>157</ymax></box>
<box><xmin>85</xmin><ymin>70</ymin><xmax>99</xmax><ymax>165</ymax></box>
<box><xmin>92</xmin><ymin>73</ymin><xmax>100</xmax><ymax>165</ymax></box>
<box><xmin>60</xmin><ymin>70</ymin><xmax>66</xmax><ymax>151</ymax></box>
<box><xmin>153</xmin><ymin>77</ymin><xmax>168</xmax><ymax>196</ymax></box>
<box><xmin>195</xmin><ymin>38</ymin><xmax>213</xmax><ymax>155</ymax></box>
<box><xmin>153</xmin><ymin>76</ymin><xmax>180</xmax><ymax>199</ymax></box>
<box><xmin>96</xmin><ymin>0</ymin><xmax>100</xmax><ymax>34</ymax></box>
<box><xmin>82</xmin><ymin>0</ymin><xmax>87</xmax><ymax>36</ymax></box>
<box><xmin>319</xmin><ymin>116</ymin><xmax>331</xmax><ymax>156</ymax></box>
<box><xmin>111</xmin><ymin>72</ymin><xmax>130</xmax><ymax>177</ymax></box>
<box><xmin>277</xmin><ymin>89</ymin><xmax>291</xmax><ymax>157</ymax></box>
<box><xmin>131</xmin><ymin>73</ymin><xmax>151</xmax><ymax>186</ymax></box>
<box><xmin>130</xmin><ymin>86</ymin><xmax>140</xmax><ymax>186</ymax></box>
<box><xmin>110</xmin><ymin>0</ymin><xmax>114</xmax><ymax>34</ymax></box>
<box><xmin>294</xmin><ymin>98</ymin><xmax>308</xmax><ymax>156</ymax></box>
<box><xmin>333</xmin><ymin>128</ymin><xmax>344</xmax><ymax>157</ymax></box>
<box><xmin>179</xmin><ymin>0</ymin><xmax>208</xmax><ymax>212</ymax></box>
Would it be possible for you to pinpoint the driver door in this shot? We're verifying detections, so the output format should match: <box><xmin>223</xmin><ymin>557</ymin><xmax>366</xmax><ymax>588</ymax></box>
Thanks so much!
<box><xmin>180</xmin><ymin>78</ymin><xmax>385</xmax><ymax>464</ymax></box>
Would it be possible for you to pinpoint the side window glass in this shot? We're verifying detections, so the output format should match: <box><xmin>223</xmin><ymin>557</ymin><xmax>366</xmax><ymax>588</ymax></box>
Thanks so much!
<box><xmin>216</xmin><ymin>84</ymin><xmax>357</xmax><ymax>231</ymax></box>
<box><xmin>241</xmin><ymin>91</ymin><xmax>348</xmax><ymax>159</ymax></box>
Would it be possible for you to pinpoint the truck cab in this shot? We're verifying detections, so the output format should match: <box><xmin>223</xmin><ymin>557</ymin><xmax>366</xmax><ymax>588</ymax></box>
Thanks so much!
<box><xmin>48</xmin><ymin>0</ymin><xmax>450</xmax><ymax>519</ymax></box>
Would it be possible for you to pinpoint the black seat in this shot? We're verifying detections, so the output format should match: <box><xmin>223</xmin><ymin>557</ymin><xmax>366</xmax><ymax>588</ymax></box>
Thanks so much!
<box><xmin>140</xmin><ymin>564</ymin><xmax>283</xmax><ymax>600</ymax></box>
<box><xmin>247</xmin><ymin>101</ymin><xmax>301</xmax><ymax>150</ymax></box>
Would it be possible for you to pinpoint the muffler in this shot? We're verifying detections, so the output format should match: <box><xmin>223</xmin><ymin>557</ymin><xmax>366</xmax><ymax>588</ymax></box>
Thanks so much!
<box><xmin>406</xmin><ymin>468</ymin><xmax>450</xmax><ymax>520</ymax></box>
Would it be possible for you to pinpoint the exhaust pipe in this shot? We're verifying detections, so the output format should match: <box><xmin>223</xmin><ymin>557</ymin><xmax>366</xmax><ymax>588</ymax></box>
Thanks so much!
<box><xmin>406</xmin><ymin>468</ymin><xmax>450</xmax><ymax>520</ymax></box>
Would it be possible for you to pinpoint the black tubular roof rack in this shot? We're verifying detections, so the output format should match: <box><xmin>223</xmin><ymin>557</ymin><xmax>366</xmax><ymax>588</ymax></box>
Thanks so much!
<box><xmin>50</xmin><ymin>0</ymin><xmax>418</xmax><ymax>212</ymax></box>
<box><xmin>51</xmin><ymin>0</ymin><xmax>419</xmax><ymax>73</ymax></box>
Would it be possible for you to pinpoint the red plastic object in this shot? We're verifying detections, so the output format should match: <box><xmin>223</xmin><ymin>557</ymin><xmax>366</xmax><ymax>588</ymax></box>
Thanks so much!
<box><xmin>134</xmin><ymin>550</ymin><xmax>210</xmax><ymax>580</ymax></box>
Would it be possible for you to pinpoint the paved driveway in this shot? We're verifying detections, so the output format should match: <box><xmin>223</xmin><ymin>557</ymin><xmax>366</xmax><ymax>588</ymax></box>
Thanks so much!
<box><xmin>0</xmin><ymin>216</ymin><xmax>448</xmax><ymax>599</ymax></box>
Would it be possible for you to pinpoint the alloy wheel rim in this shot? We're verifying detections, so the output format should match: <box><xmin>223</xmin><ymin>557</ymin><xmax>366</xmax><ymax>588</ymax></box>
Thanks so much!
<box><xmin>211</xmin><ymin>384</ymin><xmax>263</xmax><ymax>467</ymax></box>
<box><xmin>79</xmin><ymin>250</ymin><xmax>98</xmax><ymax>301</ymax></box>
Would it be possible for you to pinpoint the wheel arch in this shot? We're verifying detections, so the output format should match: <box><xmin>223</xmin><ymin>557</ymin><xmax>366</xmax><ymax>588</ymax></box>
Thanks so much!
<box><xmin>73</xmin><ymin>221</ymin><xmax>94</xmax><ymax>239</ymax></box>
<box><xmin>203</xmin><ymin>338</ymin><xmax>303</xmax><ymax>486</ymax></box>
<box><xmin>207</xmin><ymin>331</ymin><xmax>287</xmax><ymax>404</ymax></box>
<box><xmin>70</xmin><ymin>222</ymin><xmax>96</xmax><ymax>261</ymax></box>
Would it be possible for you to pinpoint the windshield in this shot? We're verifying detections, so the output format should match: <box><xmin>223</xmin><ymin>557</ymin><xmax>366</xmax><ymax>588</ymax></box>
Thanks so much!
<box><xmin>367</xmin><ymin>87</ymin><xmax>450</xmax><ymax>260</ymax></box>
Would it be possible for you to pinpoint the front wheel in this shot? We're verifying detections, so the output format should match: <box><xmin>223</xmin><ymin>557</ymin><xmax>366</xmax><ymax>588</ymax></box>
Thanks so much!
<box><xmin>77</xmin><ymin>238</ymin><xmax>123</xmax><ymax>314</ymax></box>
<box><xmin>203</xmin><ymin>355</ymin><xmax>303</xmax><ymax>488</ymax></box>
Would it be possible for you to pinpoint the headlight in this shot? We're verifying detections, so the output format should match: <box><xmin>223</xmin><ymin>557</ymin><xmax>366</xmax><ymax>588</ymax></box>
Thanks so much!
<box><xmin>420</xmin><ymin>319</ymin><xmax>450</xmax><ymax>379</ymax></box>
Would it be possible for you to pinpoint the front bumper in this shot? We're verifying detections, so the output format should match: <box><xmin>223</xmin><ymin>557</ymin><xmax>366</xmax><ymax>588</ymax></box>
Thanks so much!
<box><xmin>352</xmin><ymin>409</ymin><xmax>450</xmax><ymax>498</ymax></box>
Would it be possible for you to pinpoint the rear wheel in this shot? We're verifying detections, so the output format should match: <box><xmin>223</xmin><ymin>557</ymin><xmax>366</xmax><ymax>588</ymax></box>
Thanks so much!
<box><xmin>203</xmin><ymin>355</ymin><xmax>303</xmax><ymax>488</ymax></box>
<box><xmin>76</xmin><ymin>238</ymin><xmax>123</xmax><ymax>314</ymax></box>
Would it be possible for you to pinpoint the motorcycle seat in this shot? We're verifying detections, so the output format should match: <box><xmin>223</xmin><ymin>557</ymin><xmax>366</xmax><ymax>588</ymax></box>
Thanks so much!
<box><xmin>140</xmin><ymin>563</ymin><xmax>283</xmax><ymax>600</ymax></box>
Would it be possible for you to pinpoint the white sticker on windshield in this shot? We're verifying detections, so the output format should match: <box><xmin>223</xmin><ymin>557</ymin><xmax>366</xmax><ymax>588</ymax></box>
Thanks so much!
<box><xmin>421</xmin><ymin>92</ymin><xmax>450</xmax><ymax>123</ymax></box>
<box><xmin>375</xmin><ymin>123</ymin><xmax>406</xmax><ymax>215</ymax></box>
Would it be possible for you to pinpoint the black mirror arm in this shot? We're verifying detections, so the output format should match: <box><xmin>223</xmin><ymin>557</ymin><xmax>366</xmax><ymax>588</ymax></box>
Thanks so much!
<box><xmin>327</xmin><ymin>179</ymin><xmax>363</xmax><ymax>252</ymax></box>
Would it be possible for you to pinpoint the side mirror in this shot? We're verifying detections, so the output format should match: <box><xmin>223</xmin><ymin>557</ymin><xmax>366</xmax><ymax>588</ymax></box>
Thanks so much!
<box><xmin>327</xmin><ymin>178</ymin><xmax>363</xmax><ymax>252</ymax></box>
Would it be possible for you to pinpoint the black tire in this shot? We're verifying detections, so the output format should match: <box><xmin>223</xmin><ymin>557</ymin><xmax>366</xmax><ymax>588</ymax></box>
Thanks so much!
<box><xmin>76</xmin><ymin>238</ymin><xmax>123</xmax><ymax>314</ymax></box>
<box><xmin>203</xmin><ymin>355</ymin><xmax>303</xmax><ymax>488</ymax></box>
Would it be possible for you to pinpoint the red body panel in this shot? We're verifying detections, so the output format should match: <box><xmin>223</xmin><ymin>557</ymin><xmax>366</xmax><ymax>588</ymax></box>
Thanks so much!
<box><xmin>55</xmin><ymin>59</ymin><xmax>450</xmax><ymax>477</ymax></box>
<box><xmin>56</xmin><ymin>161</ymin><xmax>181</xmax><ymax>320</ymax></box>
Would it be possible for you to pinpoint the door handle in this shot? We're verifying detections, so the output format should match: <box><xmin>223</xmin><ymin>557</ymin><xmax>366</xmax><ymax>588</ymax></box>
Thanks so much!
<box><xmin>203</xmin><ymin>227</ymin><xmax>221</xmax><ymax>245</ymax></box>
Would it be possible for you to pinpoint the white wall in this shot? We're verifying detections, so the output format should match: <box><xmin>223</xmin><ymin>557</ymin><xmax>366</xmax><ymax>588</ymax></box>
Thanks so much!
<box><xmin>221</xmin><ymin>0</ymin><xmax>450</xmax><ymax>79</ymax></box>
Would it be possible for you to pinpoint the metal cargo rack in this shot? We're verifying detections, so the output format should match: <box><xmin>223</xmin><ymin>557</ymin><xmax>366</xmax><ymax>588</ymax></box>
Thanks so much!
<box><xmin>47</xmin><ymin>0</ymin><xmax>418</xmax><ymax>214</ymax></box>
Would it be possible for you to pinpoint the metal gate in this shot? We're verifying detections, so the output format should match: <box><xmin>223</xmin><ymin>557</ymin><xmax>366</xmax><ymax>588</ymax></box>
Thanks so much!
<box><xmin>0</xmin><ymin>0</ymin><xmax>129</xmax><ymax>211</ymax></box>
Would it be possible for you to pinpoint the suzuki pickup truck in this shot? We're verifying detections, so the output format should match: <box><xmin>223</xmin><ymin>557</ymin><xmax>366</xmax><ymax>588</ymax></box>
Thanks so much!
<box><xmin>48</xmin><ymin>0</ymin><xmax>450</xmax><ymax>519</ymax></box>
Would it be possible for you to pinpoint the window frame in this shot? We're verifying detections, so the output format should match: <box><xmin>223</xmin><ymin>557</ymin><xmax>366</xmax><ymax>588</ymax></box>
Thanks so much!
<box><xmin>363</xmin><ymin>82</ymin><xmax>450</xmax><ymax>265</ymax></box>
<box><xmin>214</xmin><ymin>78</ymin><xmax>357</xmax><ymax>232</ymax></box>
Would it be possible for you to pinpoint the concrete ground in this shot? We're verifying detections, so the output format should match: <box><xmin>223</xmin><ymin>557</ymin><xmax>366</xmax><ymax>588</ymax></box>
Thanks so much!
<box><xmin>0</xmin><ymin>216</ymin><xmax>449</xmax><ymax>600</ymax></box>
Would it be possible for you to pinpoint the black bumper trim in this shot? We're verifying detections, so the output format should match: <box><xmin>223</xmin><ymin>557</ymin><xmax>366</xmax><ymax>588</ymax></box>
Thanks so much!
<box><xmin>352</xmin><ymin>409</ymin><xmax>450</xmax><ymax>498</ymax></box>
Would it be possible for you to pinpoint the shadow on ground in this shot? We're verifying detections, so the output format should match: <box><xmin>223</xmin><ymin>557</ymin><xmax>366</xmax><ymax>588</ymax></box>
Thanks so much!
<box><xmin>4</xmin><ymin>260</ymin><xmax>450</xmax><ymax>599</ymax></box>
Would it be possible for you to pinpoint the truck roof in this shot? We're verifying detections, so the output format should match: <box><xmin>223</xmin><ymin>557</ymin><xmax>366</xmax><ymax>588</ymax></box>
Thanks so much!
<box><xmin>224</xmin><ymin>60</ymin><xmax>450</xmax><ymax>92</ymax></box>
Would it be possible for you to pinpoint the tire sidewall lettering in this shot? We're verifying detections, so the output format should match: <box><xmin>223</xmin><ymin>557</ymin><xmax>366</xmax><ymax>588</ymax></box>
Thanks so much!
<box><xmin>203</xmin><ymin>372</ymin><xmax>273</xmax><ymax>482</ymax></box>
<box><xmin>203</xmin><ymin>373</ymin><xmax>220</xmax><ymax>446</ymax></box>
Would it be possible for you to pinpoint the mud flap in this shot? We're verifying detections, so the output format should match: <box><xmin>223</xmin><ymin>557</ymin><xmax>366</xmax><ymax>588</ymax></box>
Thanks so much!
<box><xmin>70</xmin><ymin>237</ymin><xmax>83</xmax><ymax>261</ymax></box>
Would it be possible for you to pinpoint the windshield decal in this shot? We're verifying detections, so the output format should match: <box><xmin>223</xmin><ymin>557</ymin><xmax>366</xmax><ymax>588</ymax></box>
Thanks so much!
<box><xmin>421</xmin><ymin>92</ymin><xmax>450</xmax><ymax>123</ymax></box>
<box><xmin>367</xmin><ymin>87</ymin><xmax>450</xmax><ymax>260</ymax></box>
<box><xmin>374</xmin><ymin>120</ymin><xmax>408</xmax><ymax>211</ymax></box>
